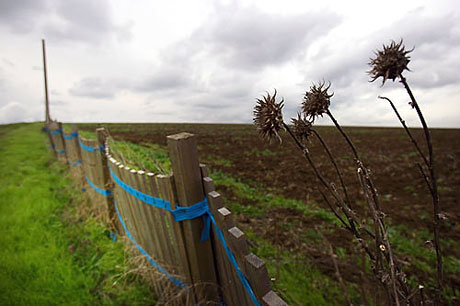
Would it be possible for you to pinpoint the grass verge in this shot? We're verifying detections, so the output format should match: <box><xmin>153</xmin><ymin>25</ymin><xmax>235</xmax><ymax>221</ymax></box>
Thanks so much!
<box><xmin>0</xmin><ymin>123</ymin><xmax>155</xmax><ymax>304</ymax></box>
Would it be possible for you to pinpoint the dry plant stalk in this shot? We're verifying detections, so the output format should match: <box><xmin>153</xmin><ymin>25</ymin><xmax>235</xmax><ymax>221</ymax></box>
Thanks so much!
<box><xmin>369</xmin><ymin>39</ymin><xmax>443</xmax><ymax>304</ymax></box>
<box><xmin>253</xmin><ymin>39</ymin><xmax>442</xmax><ymax>304</ymax></box>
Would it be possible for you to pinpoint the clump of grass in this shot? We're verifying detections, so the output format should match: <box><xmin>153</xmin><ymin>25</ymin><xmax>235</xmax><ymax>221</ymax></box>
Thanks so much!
<box><xmin>108</xmin><ymin>138</ymin><xmax>171</xmax><ymax>174</ymax></box>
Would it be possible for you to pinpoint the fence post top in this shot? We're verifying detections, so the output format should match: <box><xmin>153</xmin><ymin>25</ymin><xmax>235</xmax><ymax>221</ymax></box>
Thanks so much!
<box><xmin>167</xmin><ymin>132</ymin><xmax>195</xmax><ymax>141</ymax></box>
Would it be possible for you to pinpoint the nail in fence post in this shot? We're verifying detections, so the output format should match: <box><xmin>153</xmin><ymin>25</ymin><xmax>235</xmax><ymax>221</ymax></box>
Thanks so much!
<box><xmin>167</xmin><ymin>132</ymin><xmax>219</xmax><ymax>303</ymax></box>
<box><xmin>96</xmin><ymin>128</ymin><xmax>116</xmax><ymax>230</ymax></box>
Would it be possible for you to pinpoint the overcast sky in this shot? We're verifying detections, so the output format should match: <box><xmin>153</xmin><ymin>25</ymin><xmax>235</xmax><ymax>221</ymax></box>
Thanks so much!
<box><xmin>1</xmin><ymin>0</ymin><xmax>459</xmax><ymax>127</ymax></box>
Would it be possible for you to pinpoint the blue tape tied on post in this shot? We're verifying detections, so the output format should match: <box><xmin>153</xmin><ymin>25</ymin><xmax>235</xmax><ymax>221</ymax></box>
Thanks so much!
<box><xmin>109</xmin><ymin>168</ymin><xmax>259</xmax><ymax>305</ymax></box>
<box><xmin>49</xmin><ymin>128</ymin><xmax>62</xmax><ymax>135</ymax></box>
<box><xmin>171</xmin><ymin>199</ymin><xmax>212</xmax><ymax>242</ymax></box>
<box><xmin>79</xmin><ymin>138</ymin><xmax>105</xmax><ymax>153</ymax></box>
<box><xmin>86</xmin><ymin>176</ymin><xmax>112</xmax><ymax>196</ymax></box>
<box><xmin>63</xmin><ymin>132</ymin><xmax>78</xmax><ymax>140</ymax></box>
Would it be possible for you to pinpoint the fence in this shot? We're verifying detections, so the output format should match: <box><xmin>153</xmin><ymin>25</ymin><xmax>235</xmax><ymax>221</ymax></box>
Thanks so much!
<box><xmin>46</xmin><ymin>122</ymin><xmax>287</xmax><ymax>306</ymax></box>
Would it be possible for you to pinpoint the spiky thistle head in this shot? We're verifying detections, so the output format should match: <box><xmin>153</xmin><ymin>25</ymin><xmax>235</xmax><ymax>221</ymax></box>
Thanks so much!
<box><xmin>254</xmin><ymin>90</ymin><xmax>285</xmax><ymax>142</ymax></box>
<box><xmin>302</xmin><ymin>81</ymin><xmax>333</xmax><ymax>121</ymax></box>
<box><xmin>368</xmin><ymin>39</ymin><xmax>412</xmax><ymax>85</ymax></box>
<box><xmin>291</xmin><ymin>113</ymin><xmax>312</xmax><ymax>141</ymax></box>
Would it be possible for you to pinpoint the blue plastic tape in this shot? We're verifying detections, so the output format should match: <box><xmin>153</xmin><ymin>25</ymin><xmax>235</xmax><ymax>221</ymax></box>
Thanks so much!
<box><xmin>63</xmin><ymin>132</ymin><xmax>78</xmax><ymax>140</ymax></box>
<box><xmin>49</xmin><ymin>128</ymin><xmax>62</xmax><ymax>135</ymax></box>
<box><xmin>86</xmin><ymin>176</ymin><xmax>112</xmax><ymax>196</ymax></box>
<box><xmin>110</xmin><ymin>232</ymin><xmax>117</xmax><ymax>242</ymax></box>
<box><xmin>68</xmin><ymin>160</ymin><xmax>82</xmax><ymax>167</ymax></box>
<box><xmin>114</xmin><ymin>201</ymin><xmax>187</xmax><ymax>289</ymax></box>
<box><xmin>79</xmin><ymin>138</ymin><xmax>105</xmax><ymax>153</ymax></box>
<box><xmin>210</xmin><ymin>212</ymin><xmax>260</xmax><ymax>306</ymax></box>
<box><xmin>109</xmin><ymin>168</ymin><xmax>259</xmax><ymax>305</ymax></box>
<box><xmin>55</xmin><ymin>149</ymin><xmax>67</xmax><ymax>154</ymax></box>
<box><xmin>110</xmin><ymin>169</ymin><xmax>171</xmax><ymax>211</ymax></box>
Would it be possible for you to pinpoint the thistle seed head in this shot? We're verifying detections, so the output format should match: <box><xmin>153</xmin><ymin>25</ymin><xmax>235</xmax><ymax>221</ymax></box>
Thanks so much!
<box><xmin>368</xmin><ymin>39</ymin><xmax>412</xmax><ymax>85</ymax></box>
<box><xmin>291</xmin><ymin>113</ymin><xmax>312</xmax><ymax>141</ymax></box>
<box><xmin>254</xmin><ymin>90</ymin><xmax>284</xmax><ymax>142</ymax></box>
<box><xmin>302</xmin><ymin>81</ymin><xmax>333</xmax><ymax>121</ymax></box>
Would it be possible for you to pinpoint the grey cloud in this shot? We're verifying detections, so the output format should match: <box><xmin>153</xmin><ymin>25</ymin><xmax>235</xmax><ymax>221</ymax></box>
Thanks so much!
<box><xmin>0</xmin><ymin>0</ymin><xmax>132</xmax><ymax>44</ymax></box>
<box><xmin>138</xmin><ymin>4</ymin><xmax>341</xmax><ymax>120</ymax></box>
<box><xmin>0</xmin><ymin>101</ymin><xmax>40</xmax><ymax>124</ymax></box>
<box><xmin>302</xmin><ymin>7</ymin><xmax>460</xmax><ymax>109</ymax></box>
<box><xmin>191</xmin><ymin>4</ymin><xmax>341</xmax><ymax>71</ymax></box>
<box><xmin>3</xmin><ymin>58</ymin><xmax>15</xmax><ymax>66</ymax></box>
<box><xmin>376</xmin><ymin>9</ymin><xmax>460</xmax><ymax>89</ymax></box>
<box><xmin>69</xmin><ymin>77</ymin><xmax>120</xmax><ymax>99</ymax></box>
<box><xmin>134</xmin><ymin>67</ymin><xmax>190</xmax><ymax>92</ymax></box>
<box><xmin>43</xmin><ymin>0</ymin><xmax>132</xmax><ymax>44</ymax></box>
<box><xmin>0</xmin><ymin>0</ymin><xmax>47</xmax><ymax>33</ymax></box>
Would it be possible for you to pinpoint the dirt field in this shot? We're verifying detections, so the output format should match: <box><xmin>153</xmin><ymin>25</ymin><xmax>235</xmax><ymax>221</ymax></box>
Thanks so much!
<box><xmin>80</xmin><ymin>122</ymin><xmax>460</xmax><ymax>302</ymax></box>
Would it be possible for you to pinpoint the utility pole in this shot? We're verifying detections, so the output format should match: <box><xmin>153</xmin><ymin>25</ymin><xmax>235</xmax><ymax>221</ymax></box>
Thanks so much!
<box><xmin>42</xmin><ymin>39</ymin><xmax>52</xmax><ymax>124</ymax></box>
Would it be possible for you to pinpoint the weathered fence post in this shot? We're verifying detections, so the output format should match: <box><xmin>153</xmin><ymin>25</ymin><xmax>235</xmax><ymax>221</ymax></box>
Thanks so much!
<box><xmin>96</xmin><ymin>128</ymin><xmax>117</xmax><ymax>231</ymax></box>
<box><xmin>71</xmin><ymin>124</ymin><xmax>82</xmax><ymax>161</ymax></box>
<box><xmin>48</xmin><ymin>121</ymin><xmax>67</xmax><ymax>162</ymax></box>
<box><xmin>167</xmin><ymin>132</ymin><xmax>219</xmax><ymax>303</ymax></box>
<box><xmin>57</xmin><ymin>122</ymin><xmax>67</xmax><ymax>162</ymax></box>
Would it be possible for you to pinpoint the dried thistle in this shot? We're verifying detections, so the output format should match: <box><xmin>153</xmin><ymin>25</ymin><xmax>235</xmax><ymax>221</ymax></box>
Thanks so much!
<box><xmin>253</xmin><ymin>90</ymin><xmax>285</xmax><ymax>142</ymax></box>
<box><xmin>368</xmin><ymin>40</ymin><xmax>412</xmax><ymax>85</ymax></box>
<box><xmin>302</xmin><ymin>81</ymin><xmax>333</xmax><ymax>121</ymax></box>
<box><xmin>291</xmin><ymin>113</ymin><xmax>312</xmax><ymax>141</ymax></box>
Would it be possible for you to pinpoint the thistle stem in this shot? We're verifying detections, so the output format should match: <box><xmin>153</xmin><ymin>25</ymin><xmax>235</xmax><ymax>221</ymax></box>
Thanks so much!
<box><xmin>400</xmin><ymin>74</ymin><xmax>442</xmax><ymax>303</ymax></box>
<box><xmin>326</xmin><ymin>110</ymin><xmax>360</xmax><ymax>160</ymax></box>
<box><xmin>312</xmin><ymin>129</ymin><xmax>351</xmax><ymax>207</ymax></box>
<box><xmin>282</xmin><ymin>122</ymin><xmax>376</xmax><ymax>259</ymax></box>
<box><xmin>378</xmin><ymin>96</ymin><xmax>429</xmax><ymax>168</ymax></box>
<box><xmin>326</xmin><ymin>110</ymin><xmax>410</xmax><ymax>302</ymax></box>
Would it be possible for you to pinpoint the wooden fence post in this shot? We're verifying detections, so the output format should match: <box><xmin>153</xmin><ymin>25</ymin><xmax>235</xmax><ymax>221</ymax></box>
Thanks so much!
<box><xmin>57</xmin><ymin>122</ymin><xmax>67</xmax><ymax>162</ymax></box>
<box><xmin>96</xmin><ymin>128</ymin><xmax>116</xmax><ymax>231</ymax></box>
<box><xmin>167</xmin><ymin>132</ymin><xmax>219</xmax><ymax>303</ymax></box>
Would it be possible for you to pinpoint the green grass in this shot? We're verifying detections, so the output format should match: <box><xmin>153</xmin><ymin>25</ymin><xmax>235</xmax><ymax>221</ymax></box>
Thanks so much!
<box><xmin>108</xmin><ymin>140</ymin><xmax>171</xmax><ymax>174</ymax></box>
<box><xmin>246</xmin><ymin>231</ymin><xmax>360</xmax><ymax>305</ymax></box>
<box><xmin>0</xmin><ymin>123</ymin><xmax>155</xmax><ymax>305</ymax></box>
<box><xmin>78</xmin><ymin>127</ymin><xmax>170</xmax><ymax>174</ymax></box>
<box><xmin>209</xmin><ymin>169</ymin><xmax>338</xmax><ymax>224</ymax></box>
<box><xmin>249</xmin><ymin>148</ymin><xmax>277</xmax><ymax>157</ymax></box>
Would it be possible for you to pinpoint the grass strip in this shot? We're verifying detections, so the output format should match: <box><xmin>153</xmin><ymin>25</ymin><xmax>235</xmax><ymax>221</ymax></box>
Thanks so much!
<box><xmin>0</xmin><ymin>123</ymin><xmax>155</xmax><ymax>305</ymax></box>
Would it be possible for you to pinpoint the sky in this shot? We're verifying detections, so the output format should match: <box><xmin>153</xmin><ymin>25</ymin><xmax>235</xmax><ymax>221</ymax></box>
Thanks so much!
<box><xmin>0</xmin><ymin>0</ymin><xmax>459</xmax><ymax>127</ymax></box>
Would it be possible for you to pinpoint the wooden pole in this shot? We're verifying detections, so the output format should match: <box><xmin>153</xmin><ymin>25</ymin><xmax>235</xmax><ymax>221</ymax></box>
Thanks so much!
<box><xmin>42</xmin><ymin>39</ymin><xmax>51</xmax><ymax>124</ymax></box>
<box><xmin>96</xmin><ymin>128</ymin><xmax>116</xmax><ymax>230</ymax></box>
<box><xmin>167</xmin><ymin>132</ymin><xmax>218</xmax><ymax>303</ymax></box>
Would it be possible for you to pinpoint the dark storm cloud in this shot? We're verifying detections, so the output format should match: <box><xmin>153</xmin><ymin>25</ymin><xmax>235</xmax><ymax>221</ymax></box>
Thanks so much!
<box><xmin>191</xmin><ymin>4</ymin><xmax>341</xmax><ymax>71</ymax></box>
<box><xmin>0</xmin><ymin>0</ymin><xmax>131</xmax><ymax>44</ymax></box>
<box><xmin>69</xmin><ymin>77</ymin><xmax>120</xmax><ymax>99</ymax></box>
